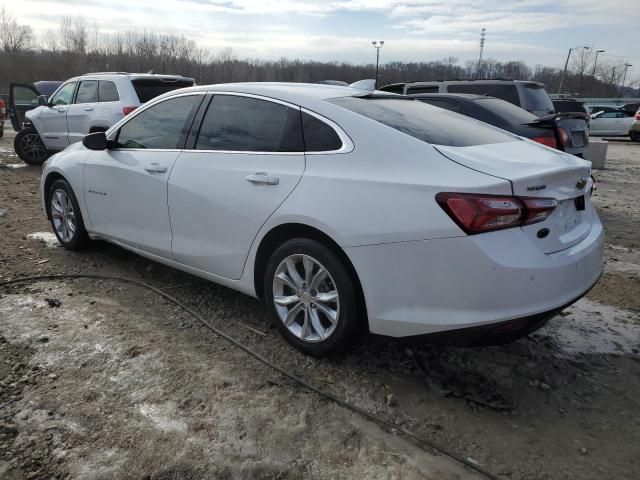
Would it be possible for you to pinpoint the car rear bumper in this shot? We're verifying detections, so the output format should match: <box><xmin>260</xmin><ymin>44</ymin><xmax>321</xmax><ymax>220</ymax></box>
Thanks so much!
<box><xmin>346</xmin><ymin>215</ymin><xmax>604</xmax><ymax>337</ymax></box>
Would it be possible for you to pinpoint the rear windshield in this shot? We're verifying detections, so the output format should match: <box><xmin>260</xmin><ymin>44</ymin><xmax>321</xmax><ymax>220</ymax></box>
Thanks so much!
<box><xmin>131</xmin><ymin>78</ymin><xmax>195</xmax><ymax>103</ymax></box>
<box><xmin>447</xmin><ymin>84</ymin><xmax>520</xmax><ymax>105</ymax></box>
<box><xmin>519</xmin><ymin>84</ymin><xmax>554</xmax><ymax>112</ymax></box>
<box><xmin>553</xmin><ymin>101</ymin><xmax>585</xmax><ymax>113</ymax></box>
<box><xmin>329</xmin><ymin>97</ymin><xmax>515</xmax><ymax>147</ymax></box>
<box><xmin>474</xmin><ymin>97</ymin><xmax>537</xmax><ymax>124</ymax></box>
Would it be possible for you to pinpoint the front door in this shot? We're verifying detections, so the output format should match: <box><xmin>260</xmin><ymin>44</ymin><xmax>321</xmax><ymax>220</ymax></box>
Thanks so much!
<box><xmin>169</xmin><ymin>94</ymin><xmax>306</xmax><ymax>279</ymax></box>
<box><xmin>83</xmin><ymin>93</ymin><xmax>204</xmax><ymax>258</ymax></box>
<box><xmin>8</xmin><ymin>83</ymin><xmax>40</xmax><ymax>131</ymax></box>
<box><xmin>36</xmin><ymin>81</ymin><xmax>78</xmax><ymax>151</ymax></box>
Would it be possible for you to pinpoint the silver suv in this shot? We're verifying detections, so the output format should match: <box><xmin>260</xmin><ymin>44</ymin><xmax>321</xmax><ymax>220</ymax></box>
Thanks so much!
<box><xmin>380</xmin><ymin>79</ymin><xmax>556</xmax><ymax>117</ymax></box>
<box><xmin>10</xmin><ymin>72</ymin><xmax>194</xmax><ymax>164</ymax></box>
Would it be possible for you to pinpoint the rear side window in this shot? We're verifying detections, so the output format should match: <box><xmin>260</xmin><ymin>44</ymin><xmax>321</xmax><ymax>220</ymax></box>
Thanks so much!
<box><xmin>329</xmin><ymin>97</ymin><xmax>514</xmax><ymax>147</ymax></box>
<box><xmin>302</xmin><ymin>112</ymin><xmax>342</xmax><ymax>151</ymax></box>
<box><xmin>407</xmin><ymin>86</ymin><xmax>439</xmax><ymax>94</ymax></box>
<box><xmin>99</xmin><ymin>81</ymin><xmax>119</xmax><ymax>102</ymax></box>
<box><xmin>131</xmin><ymin>78</ymin><xmax>195</xmax><ymax>103</ymax></box>
<box><xmin>196</xmin><ymin>95</ymin><xmax>304</xmax><ymax>152</ymax></box>
<box><xmin>75</xmin><ymin>80</ymin><xmax>98</xmax><ymax>103</ymax></box>
<box><xmin>447</xmin><ymin>84</ymin><xmax>520</xmax><ymax>106</ymax></box>
<box><xmin>379</xmin><ymin>84</ymin><xmax>405</xmax><ymax>94</ymax></box>
<box><xmin>116</xmin><ymin>95</ymin><xmax>200</xmax><ymax>149</ymax></box>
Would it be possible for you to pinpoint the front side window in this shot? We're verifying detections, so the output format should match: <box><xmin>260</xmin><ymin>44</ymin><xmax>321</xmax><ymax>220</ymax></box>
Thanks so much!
<box><xmin>76</xmin><ymin>80</ymin><xmax>98</xmax><ymax>103</ymax></box>
<box><xmin>50</xmin><ymin>82</ymin><xmax>77</xmax><ymax>106</ymax></box>
<box><xmin>99</xmin><ymin>81</ymin><xmax>119</xmax><ymax>102</ymax></box>
<box><xmin>329</xmin><ymin>97</ymin><xmax>515</xmax><ymax>147</ymax></box>
<box><xmin>116</xmin><ymin>95</ymin><xmax>200</xmax><ymax>149</ymax></box>
<box><xmin>196</xmin><ymin>95</ymin><xmax>304</xmax><ymax>152</ymax></box>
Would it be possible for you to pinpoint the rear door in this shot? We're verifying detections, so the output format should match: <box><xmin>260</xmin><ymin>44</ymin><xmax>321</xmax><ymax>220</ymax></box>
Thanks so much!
<box><xmin>168</xmin><ymin>93</ymin><xmax>306</xmax><ymax>280</ymax></box>
<box><xmin>8</xmin><ymin>83</ymin><xmax>40</xmax><ymax>131</ymax></box>
<box><xmin>66</xmin><ymin>80</ymin><xmax>100</xmax><ymax>144</ymax></box>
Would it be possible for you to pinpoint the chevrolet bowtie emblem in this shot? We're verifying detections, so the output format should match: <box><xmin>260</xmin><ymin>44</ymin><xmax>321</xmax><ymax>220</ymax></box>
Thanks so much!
<box><xmin>576</xmin><ymin>178</ymin><xmax>587</xmax><ymax>190</ymax></box>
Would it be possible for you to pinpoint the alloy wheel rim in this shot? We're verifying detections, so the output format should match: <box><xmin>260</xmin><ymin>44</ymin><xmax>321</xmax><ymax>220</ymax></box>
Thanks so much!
<box><xmin>21</xmin><ymin>133</ymin><xmax>47</xmax><ymax>161</ymax></box>
<box><xmin>50</xmin><ymin>189</ymin><xmax>76</xmax><ymax>243</ymax></box>
<box><xmin>272</xmin><ymin>254</ymin><xmax>340</xmax><ymax>343</ymax></box>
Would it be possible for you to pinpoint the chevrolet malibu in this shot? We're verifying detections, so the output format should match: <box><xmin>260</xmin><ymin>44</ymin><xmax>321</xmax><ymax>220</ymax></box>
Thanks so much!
<box><xmin>40</xmin><ymin>83</ymin><xmax>604</xmax><ymax>356</ymax></box>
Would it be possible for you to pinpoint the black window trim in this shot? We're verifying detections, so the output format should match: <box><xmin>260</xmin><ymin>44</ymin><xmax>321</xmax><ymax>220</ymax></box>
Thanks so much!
<box><xmin>110</xmin><ymin>92</ymin><xmax>207</xmax><ymax>151</ymax></box>
<box><xmin>187</xmin><ymin>91</ymin><xmax>353</xmax><ymax>155</ymax></box>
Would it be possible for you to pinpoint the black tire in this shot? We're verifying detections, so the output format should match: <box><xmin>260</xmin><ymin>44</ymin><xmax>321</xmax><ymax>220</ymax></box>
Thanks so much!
<box><xmin>14</xmin><ymin>127</ymin><xmax>50</xmax><ymax>165</ymax></box>
<box><xmin>264</xmin><ymin>238</ymin><xmax>359</xmax><ymax>357</ymax></box>
<box><xmin>0</xmin><ymin>126</ymin><xmax>4</xmax><ymax>139</ymax></box>
<box><xmin>630</xmin><ymin>131</ymin><xmax>640</xmax><ymax>142</ymax></box>
<box><xmin>47</xmin><ymin>179</ymin><xmax>90</xmax><ymax>250</ymax></box>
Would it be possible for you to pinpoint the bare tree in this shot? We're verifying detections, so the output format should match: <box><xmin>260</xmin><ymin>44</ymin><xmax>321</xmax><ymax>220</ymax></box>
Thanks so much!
<box><xmin>0</xmin><ymin>6</ymin><xmax>33</xmax><ymax>52</ymax></box>
<box><xmin>60</xmin><ymin>16</ymin><xmax>88</xmax><ymax>54</ymax></box>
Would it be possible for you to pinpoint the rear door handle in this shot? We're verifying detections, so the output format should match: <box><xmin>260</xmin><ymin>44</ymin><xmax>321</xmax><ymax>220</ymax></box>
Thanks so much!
<box><xmin>246</xmin><ymin>173</ymin><xmax>279</xmax><ymax>185</ymax></box>
<box><xmin>144</xmin><ymin>163</ymin><xmax>167</xmax><ymax>173</ymax></box>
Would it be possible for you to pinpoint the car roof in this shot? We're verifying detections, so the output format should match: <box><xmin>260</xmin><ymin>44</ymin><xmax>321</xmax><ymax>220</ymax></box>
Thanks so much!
<box><xmin>70</xmin><ymin>73</ymin><xmax>194</xmax><ymax>82</ymax></box>
<box><xmin>160</xmin><ymin>82</ymin><xmax>370</xmax><ymax>104</ymax></box>
<box><xmin>410</xmin><ymin>93</ymin><xmax>489</xmax><ymax>101</ymax></box>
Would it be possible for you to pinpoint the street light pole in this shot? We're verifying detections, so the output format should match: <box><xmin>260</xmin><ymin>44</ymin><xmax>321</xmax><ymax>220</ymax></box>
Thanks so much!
<box><xmin>620</xmin><ymin>63</ymin><xmax>633</xmax><ymax>98</ymax></box>
<box><xmin>372</xmin><ymin>40</ymin><xmax>384</xmax><ymax>89</ymax></box>
<box><xmin>558</xmin><ymin>45</ymin><xmax>589</xmax><ymax>94</ymax></box>
<box><xmin>589</xmin><ymin>49</ymin><xmax>605</xmax><ymax>96</ymax></box>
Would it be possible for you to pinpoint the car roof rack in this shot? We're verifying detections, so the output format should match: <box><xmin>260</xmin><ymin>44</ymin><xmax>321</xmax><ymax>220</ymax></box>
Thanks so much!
<box><xmin>82</xmin><ymin>72</ymin><xmax>130</xmax><ymax>76</ymax></box>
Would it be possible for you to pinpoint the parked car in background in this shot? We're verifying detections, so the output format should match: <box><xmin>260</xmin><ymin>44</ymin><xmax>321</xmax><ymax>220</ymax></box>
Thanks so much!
<box><xmin>629</xmin><ymin>111</ymin><xmax>640</xmax><ymax>142</ymax></box>
<box><xmin>621</xmin><ymin>102</ymin><xmax>640</xmax><ymax>113</ymax></box>
<box><xmin>589</xmin><ymin>109</ymin><xmax>636</xmax><ymax>137</ymax></box>
<box><xmin>379</xmin><ymin>79</ymin><xmax>556</xmax><ymax>117</ymax></box>
<box><xmin>40</xmin><ymin>83</ymin><xmax>603</xmax><ymax>356</ymax></box>
<box><xmin>552</xmin><ymin>98</ymin><xmax>591</xmax><ymax>125</ymax></box>
<box><xmin>9</xmin><ymin>72</ymin><xmax>195</xmax><ymax>164</ymax></box>
<box><xmin>588</xmin><ymin>105</ymin><xmax>618</xmax><ymax>115</ymax></box>
<box><xmin>413</xmin><ymin>93</ymin><xmax>589</xmax><ymax>157</ymax></box>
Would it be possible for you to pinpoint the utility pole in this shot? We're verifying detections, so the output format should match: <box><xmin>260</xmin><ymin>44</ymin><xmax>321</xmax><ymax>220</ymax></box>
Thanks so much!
<box><xmin>589</xmin><ymin>49</ymin><xmax>605</xmax><ymax>96</ymax></box>
<box><xmin>476</xmin><ymin>27</ymin><xmax>486</xmax><ymax>79</ymax></box>
<box><xmin>372</xmin><ymin>41</ymin><xmax>384</xmax><ymax>89</ymax></box>
<box><xmin>558</xmin><ymin>45</ymin><xmax>589</xmax><ymax>94</ymax></box>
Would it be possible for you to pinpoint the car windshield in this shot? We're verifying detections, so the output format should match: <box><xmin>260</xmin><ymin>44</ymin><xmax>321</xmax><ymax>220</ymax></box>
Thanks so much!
<box><xmin>131</xmin><ymin>78</ymin><xmax>195</xmax><ymax>103</ymax></box>
<box><xmin>474</xmin><ymin>98</ymin><xmax>537</xmax><ymax>124</ymax></box>
<box><xmin>329</xmin><ymin>96</ymin><xmax>515</xmax><ymax>147</ymax></box>
<box><xmin>520</xmin><ymin>84</ymin><xmax>554</xmax><ymax>112</ymax></box>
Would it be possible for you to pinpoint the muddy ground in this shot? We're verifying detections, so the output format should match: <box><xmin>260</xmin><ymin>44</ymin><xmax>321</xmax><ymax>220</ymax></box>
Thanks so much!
<box><xmin>1</xmin><ymin>128</ymin><xmax>639</xmax><ymax>480</ymax></box>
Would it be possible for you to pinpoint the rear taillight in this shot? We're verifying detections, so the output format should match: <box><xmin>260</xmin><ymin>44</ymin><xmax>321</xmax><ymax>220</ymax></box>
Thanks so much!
<box><xmin>122</xmin><ymin>106</ymin><xmax>137</xmax><ymax>115</ymax></box>
<box><xmin>532</xmin><ymin>135</ymin><xmax>557</xmax><ymax>148</ymax></box>
<box><xmin>558</xmin><ymin>128</ymin><xmax>570</xmax><ymax>146</ymax></box>
<box><xmin>436</xmin><ymin>193</ymin><xmax>557</xmax><ymax>235</ymax></box>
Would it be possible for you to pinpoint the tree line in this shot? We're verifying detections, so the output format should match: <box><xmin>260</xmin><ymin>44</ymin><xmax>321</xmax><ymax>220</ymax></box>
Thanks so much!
<box><xmin>1</xmin><ymin>7</ymin><xmax>637</xmax><ymax>98</ymax></box>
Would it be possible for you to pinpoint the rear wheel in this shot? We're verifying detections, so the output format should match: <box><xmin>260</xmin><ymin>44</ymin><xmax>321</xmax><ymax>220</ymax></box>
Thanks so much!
<box><xmin>47</xmin><ymin>179</ymin><xmax>89</xmax><ymax>250</ymax></box>
<box><xmin>264</xmin><ymin>239</ymin><xmax>359</xmax><ymax>356</ymax></box>
<box><xmin>14</xmin><ymin>127</ymin><xmax>49</xmax><ymax>165</ymax></box>
<box><xmin>630</xmin><ymin>131</ymin><xmax>640</xmax><ymax>142</ymax></box>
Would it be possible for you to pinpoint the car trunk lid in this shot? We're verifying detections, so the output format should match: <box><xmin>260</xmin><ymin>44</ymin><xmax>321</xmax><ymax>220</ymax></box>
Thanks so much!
<box><xmin>435</xmin><ymin>141</ymin><xmax>593</xmax><ymax>253</ymax></box>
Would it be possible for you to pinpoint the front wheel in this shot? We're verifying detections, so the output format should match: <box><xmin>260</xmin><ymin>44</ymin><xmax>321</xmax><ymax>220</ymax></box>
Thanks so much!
<box><xmin>47</xmin><ymin>179</ymin><xmax>90</xmax><ymax>250</ymax></box>
<box><xmin>264</xmin><ymin>239</ymin><xmax>360</xmax><ymax>357</ymax></box>
<box><xmin>14</xmin><ymin>127</ymin><xmax>49</xmax><ymax>165</ymax></box>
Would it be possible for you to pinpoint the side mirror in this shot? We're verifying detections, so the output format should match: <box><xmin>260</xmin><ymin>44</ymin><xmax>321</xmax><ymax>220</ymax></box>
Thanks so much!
<box><xmin>82</xmin><ymin>131</ymin><xmax>108</xmax><ymax>150</ymax></box>
<box><xmin>37</xmin><ymin>95</ymin><xmax>49</xmax><ymax>107</ymax></box>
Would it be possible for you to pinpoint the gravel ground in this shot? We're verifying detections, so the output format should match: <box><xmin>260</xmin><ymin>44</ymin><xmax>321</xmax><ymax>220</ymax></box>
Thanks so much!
<box><xmin>1</xmin><ymin>128</ymin><xmax>639</xmax><ymax>480</ymax></box>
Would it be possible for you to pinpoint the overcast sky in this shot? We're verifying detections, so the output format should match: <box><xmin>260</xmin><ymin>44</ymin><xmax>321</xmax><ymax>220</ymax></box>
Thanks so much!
<box><xmin>8</xmin><ymin>0</ymin><xmax>640</xmax><ymax>78</ymax></box>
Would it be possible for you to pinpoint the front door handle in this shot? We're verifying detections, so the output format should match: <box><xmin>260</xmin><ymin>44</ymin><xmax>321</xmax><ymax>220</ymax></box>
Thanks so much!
<box><xmin>56</xmin><ymin>108</ymin><xmax>67</xmax><ymax>113</ymax></box>
<box><xmin>84</xmin><ymin>107</ymin><xmax>94</xmax><ymax>111</ymax></box>
<box><xmin>144</xmin><ymin>163</ymin><xmax>167</xmax><ymax>173</ymax></box>
<box><xmin>246</xmin><ymin>173</ymin><xmax>279</xmax><ymax>185</ymax></box>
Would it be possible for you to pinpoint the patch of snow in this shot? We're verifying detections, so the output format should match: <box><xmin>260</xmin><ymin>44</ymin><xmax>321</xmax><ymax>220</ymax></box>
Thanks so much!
<box><xmin>4</xmin><ymin>163</ymin><xmax>26</xmax><ymax>168</ymax></box>
<box><xmin>137</xmin><ymin>403</ymin><xmax>187</xmax><ymax>433</ymax></box>
<box><xmin>27</xmin><ymin>231</ymin><xmax>60</xmax><ymax>248</ymax></box>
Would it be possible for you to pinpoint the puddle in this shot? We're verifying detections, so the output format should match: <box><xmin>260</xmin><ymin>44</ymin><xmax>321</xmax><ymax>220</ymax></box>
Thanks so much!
<box><xmin>538</xmin><ymin>298</ymin><xmax>640</xmax><ymax>357</ymax></box>
<box><xmin>27</xmin><ymin>231</ymin><xmax>60</xmax><ymax>248</ymax></box>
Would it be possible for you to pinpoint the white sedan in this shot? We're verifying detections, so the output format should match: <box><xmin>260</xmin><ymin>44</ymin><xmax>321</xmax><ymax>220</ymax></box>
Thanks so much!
<box><xmin>40</xmin><ymin>83</ymin><xmax>603</xmax><ymax>356</ymax></box>
<box><xmin>589</xmin><ymin>109</ymin><xmax>635</xmax><ymax>136</ymax></box>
